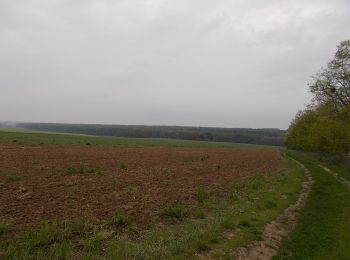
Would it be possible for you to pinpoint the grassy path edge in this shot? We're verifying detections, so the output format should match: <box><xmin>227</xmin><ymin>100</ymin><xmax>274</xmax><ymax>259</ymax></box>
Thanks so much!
<box><xmin>233</xmin><ymin>155</ymin><xmax>313</xmax><ymax>259</ymax></box>
<box><xmin>319</xmin><ymin>164</ymin><xmax>350</xmax><ymax>188</ymax></box>
<box><xmin>274</xmin><ymin>152</ymin><xmax>350</xmax><ymax>259</ymax></box>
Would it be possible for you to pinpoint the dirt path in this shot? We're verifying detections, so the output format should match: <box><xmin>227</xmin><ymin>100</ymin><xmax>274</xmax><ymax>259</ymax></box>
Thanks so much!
<box><xmin>233</xmin><ymin>156</ymin><xmax>314</xmax><ymax>260</ymax></box>
<box><xmin>319</xmin><ymin>165</ymin><xmax>350</xmax><ymax>188</ymax></box>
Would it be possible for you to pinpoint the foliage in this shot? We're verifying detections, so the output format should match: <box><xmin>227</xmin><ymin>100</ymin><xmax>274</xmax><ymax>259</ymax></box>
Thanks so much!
<box><xmin>286</xmin><ymin>40</ymin><xmax>350</xmax><ymax>155</ymax></box>
<box><xmin>285</xmin><ymin>103</ymin><xmax>350</xmax><ymax>154</ymax></box>
<box><xmin>309</xmin><ymin>40</ymin><xmax>350</xmax><ymax>108</ymax></box>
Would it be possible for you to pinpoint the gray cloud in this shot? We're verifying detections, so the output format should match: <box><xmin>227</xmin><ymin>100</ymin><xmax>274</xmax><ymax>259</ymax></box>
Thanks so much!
<box><xmin>1</xmin><ymin>0</ymin><xmax>349</xmax><ymax>129</ymax></box>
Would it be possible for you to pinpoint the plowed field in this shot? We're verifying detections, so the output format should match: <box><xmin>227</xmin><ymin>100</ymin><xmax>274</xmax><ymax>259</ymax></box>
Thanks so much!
<box><xmin>0</xmin><ymin>145</ymin><xmax>281</xmax><ymax>230</ymax></box>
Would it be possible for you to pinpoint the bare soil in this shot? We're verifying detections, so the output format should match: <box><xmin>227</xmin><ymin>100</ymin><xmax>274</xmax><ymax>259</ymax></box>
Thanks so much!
<box><xmin>0</xmin><ymin>145</ymin><xmax>281</xmax><ymax>230</ymax></box>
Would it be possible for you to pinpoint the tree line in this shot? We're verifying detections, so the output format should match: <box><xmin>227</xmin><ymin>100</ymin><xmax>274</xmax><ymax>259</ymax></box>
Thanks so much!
<box><xmin>15</xmin><ymin>123</ymin><xmax>285</xmax><ymax>146</ymax></box>
<box><xmin>285</xmin><ymin>40</ymin><xmax>350</xmax><ymax>155</ymax></box>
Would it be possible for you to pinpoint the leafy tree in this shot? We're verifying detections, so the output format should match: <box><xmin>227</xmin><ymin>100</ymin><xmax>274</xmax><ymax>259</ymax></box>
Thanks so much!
<box><xmin>285</xmin><ymin>103</ymin><xmax>350</xmax><ymax>154</ymax></box>
<box><xmin>309</xmin><ymin>40</ymin><xmax>350</xmax><ymax>108</ymax></box>
<box><xmin>286</xmin><ymin>40</ymin><xmax>350</xmax><ymax>155</ymax></box>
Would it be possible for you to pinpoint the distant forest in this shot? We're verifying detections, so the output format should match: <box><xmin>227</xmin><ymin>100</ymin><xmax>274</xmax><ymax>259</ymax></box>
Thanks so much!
<box><xmin>16</xmin><ymin>123</ymin><xmax>285</xmax><ymax>146</ymax></box>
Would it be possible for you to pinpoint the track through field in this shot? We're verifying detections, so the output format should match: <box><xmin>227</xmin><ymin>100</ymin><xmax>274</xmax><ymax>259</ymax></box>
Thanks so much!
<box><xmin>234</xmin><ymin>156</ymin><xmax>313</xmax><ymax>260</ymax></box>
<box><xmin>319</xmin><ymin>165</ymin><xmax>350</xmax><ymax>188</ymax></box>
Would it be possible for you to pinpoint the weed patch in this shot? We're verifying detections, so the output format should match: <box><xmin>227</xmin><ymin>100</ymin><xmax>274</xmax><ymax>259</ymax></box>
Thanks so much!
<box><xmin>4</xmin><ymin>222</ymin><xmax>71</xmax><ymax>259</ymax></box>
<box><xmin>159</xmin><ymin>205</ymin><xmax>189</xmax><ymax>220</ymax></box>
<box><xmin>192</xmin><ymin>208</ymin><xmax>206</xmax><ymax>219</ymax></box>
<box><xmin>197</xmin><ymin>187</ymin><xmax>210</xmax><ymax>203</ymax></box>
<box><xmin>111</xmin><ymin>210</ymin><xmax>130</xmax><ymax>228</ymax></box>
<box><xmin>81</xmin><ymin>234</ymin><xmax>103</xmax><ymax>253</ymax></box>
<box><xmin>6</xmin><ymin>175</ymin><xmax>22</xmax><ymax>182</ymax></box>
<box><xmin>117</xmin><ymin>162</ymin><xmax>128</xmax><ymax>170</ymax></box>
<box><xmin>0</xmin><ymin>223</ymin><xmax>10</xmax><ymax>236</ymax></box>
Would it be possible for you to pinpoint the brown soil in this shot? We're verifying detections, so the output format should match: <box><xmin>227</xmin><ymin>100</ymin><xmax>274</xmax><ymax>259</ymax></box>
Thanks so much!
<box><xmin>0</xmin><ymin>145</ymin><xmax>281</xmax><ymax>230</ymax></box>
<box><xmin>233</xmin><ymin>156</ymin><xmax>313</xmax><ymax>260</ymax></box>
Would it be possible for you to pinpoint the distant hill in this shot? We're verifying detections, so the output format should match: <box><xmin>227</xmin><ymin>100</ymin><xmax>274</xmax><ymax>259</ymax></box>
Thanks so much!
<box><xmin>0</xmin><ymin>121</ymin><xmax>17</xmax><ymax>128</ymax></box>
<box><xmin>15</xmin><ymin>123</ymin><xmax>285</xmax><ymax>146</ymax></box>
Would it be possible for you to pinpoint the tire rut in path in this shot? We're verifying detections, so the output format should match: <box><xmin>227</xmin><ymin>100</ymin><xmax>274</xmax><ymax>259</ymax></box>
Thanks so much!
<box><xmin>319</xmin><ymin>165</ymin><xmax>350</xmax><ymax>188</ymax></box>
<box><xmin>233</xmin><ymin>157</ymin><xmax>314</xmax><ymax>260</ymax></box>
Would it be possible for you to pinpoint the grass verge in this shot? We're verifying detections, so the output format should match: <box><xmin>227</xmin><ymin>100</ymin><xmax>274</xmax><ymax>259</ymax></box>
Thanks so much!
<box><xmin>291</xmin><ymin>151</ymin><xmax>350</xmax><ymax>182</ymax></box>
<box><xmin>274</xmin><ymin>151</ymin><xmax>350</xmax><ymax>259</ymax></box>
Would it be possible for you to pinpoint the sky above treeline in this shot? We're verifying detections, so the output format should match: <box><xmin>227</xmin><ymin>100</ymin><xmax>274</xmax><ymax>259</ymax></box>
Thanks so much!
<box><xmin>1</xmin><ymin>0</ymin><xmax>349</xmax><ymax>129</ymax></box>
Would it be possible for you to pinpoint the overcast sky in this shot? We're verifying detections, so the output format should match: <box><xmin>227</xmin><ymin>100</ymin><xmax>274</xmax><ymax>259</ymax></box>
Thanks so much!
<box><xmin>1</xmin><ymin>0</ymin><xmax>349</xmax><ymax>129</ymax></box>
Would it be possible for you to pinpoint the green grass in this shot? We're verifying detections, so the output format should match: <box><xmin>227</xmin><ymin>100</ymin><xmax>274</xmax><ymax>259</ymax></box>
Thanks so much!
<box><xmin>5</xmin><ymin>175</ymin><xmax>22</xmax><ymax>182</ymax></box>
<box><xmin>0</xmin><ymin>223</ymin><xmax>10</xmax><ymax>236</ymax></box>
<box><xmin>111</xmin><ymin>210</ymin><xmax>131</xmax><ymax>228</ymax></box>
<box><xmin>196</xmin><ymin>187</ymin><xmax>210</xmax><ymax>203</ymax></box>
<box><xmin>3</xmin><ymin>222</ymin><xmax>72</xmax><ymax>259</ymax></box>
<box><xmin>0</xmin><ymin>156</ymin><xmax>304</xmax><ymax>259</ymax></box>
<box><xmin>291</xmin><ymin>150</ymin><xmax>350</xmax><ymax>182</ymax></box>
<box><xmin>313</xmin><ymin>153</ymin><xmax>350</xmax><ymax>182</ymax></box>
<box><xmin>326</xmin><ymin>164</ymin><xmax>350</xmax><ymax>182</ymax></box>
<box><xmin>116</xmin><ymin>162</ymin><xmax>128</xmax><ymax>170</ymax></box>
<box><xmin>274</xmin><ymin>151</ymin><xmax>350</xmax><ymax>259</ymax></box>
<box><xmin>159</xmin><ymin>204</ymin><xmax>190</xmax><ymax>220</ymax></box>
<box><xmin>0</xmin><ymin>128</ymin><xmax>272</xmax><ymax>149</ymax></box>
